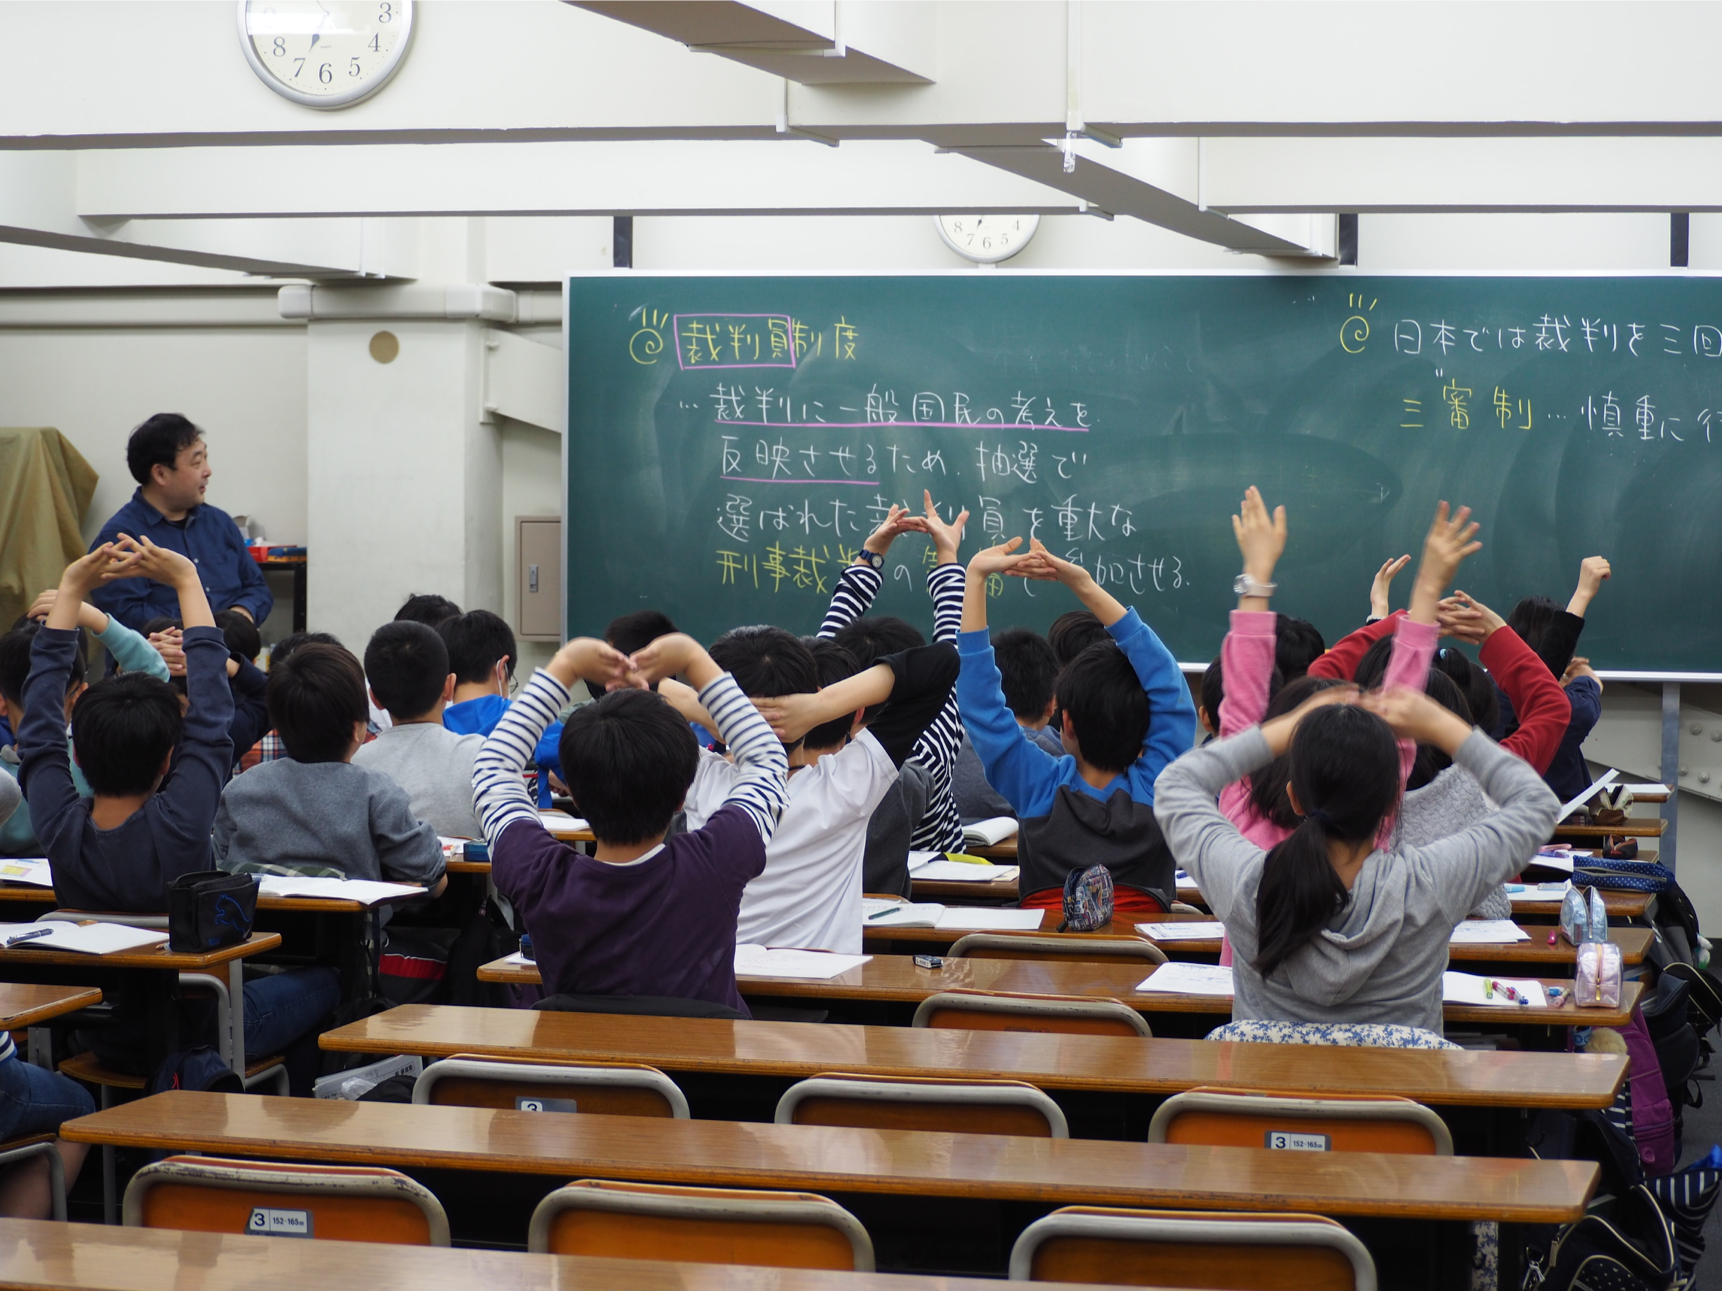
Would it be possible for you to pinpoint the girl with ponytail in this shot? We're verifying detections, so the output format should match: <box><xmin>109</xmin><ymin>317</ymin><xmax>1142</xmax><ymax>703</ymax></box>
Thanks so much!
<box><xmin>1155</xmin><ymin>684</ymin><xmax>1558</xmax><ymax>1034</ymax></box>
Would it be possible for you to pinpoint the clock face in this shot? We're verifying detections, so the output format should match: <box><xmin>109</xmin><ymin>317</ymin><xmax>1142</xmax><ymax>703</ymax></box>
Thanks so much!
<box><xmin>239</xmin><ymin>0</ymin><xmax>414</xmax><ymax>109</ymax></box>
<box><xmin>934</xmin><ymin>214</ymin><xmax>1040</xmax><ymax>264</ymax></box>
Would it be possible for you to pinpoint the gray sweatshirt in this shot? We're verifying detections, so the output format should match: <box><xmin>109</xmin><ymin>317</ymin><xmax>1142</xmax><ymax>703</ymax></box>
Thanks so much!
<box><xmin>1398</xmin><ymin>765</ymin><xmax>1513</xmax><ymax>921</ymax></box>
<box><xmin>213</xmin><ymin>758</ymin><xmax>445</xmax><ymax>885</ymax></box>
<box><xmin>1155</xmin><ymin>725</ymin><xmax>1558</xmax><ymax>1033</ymax></box>
<box><xmin>352</xmin><ymin>721</ymin><xmax>485</xmax><ymax>840</ymax></box>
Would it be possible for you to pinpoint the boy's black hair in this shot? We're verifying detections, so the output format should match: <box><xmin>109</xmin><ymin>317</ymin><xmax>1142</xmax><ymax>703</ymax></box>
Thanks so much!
<box><xmin>993</xmin><ymin>628</ymin><xmax>1058</xmax><ymax>722</ymax></box>
<box><xmin>1053</xmin><ymin>640</ymin><xmax>1149</xmax><ymax>774</ymax></box>
<box><xmin>832</xmin><ymin>616</ymin><xmax>923</xmax><ymax>669</ymax></box>
<box><xmin>1047</xmin><ymin>610</ymin><xmax>1108</xmax><ymax>667</ymax></box>
<box><xmin>710</xmin><ymin>626</ymin><xmax>819</xmax><ymax>749</ymax></box>
<box><xmin>125</xmin><ymin>413</ymin><xmax>201</xmax><ymax>486</ymax></box>
<box><xmin>267</xmin><ymin>642</ymin><xmax>368</xmax><ymax>763</ymax></box>
<box><xmin>802</xmin><ymin>636</ymin><xmax>862</xmax><ymax>750</ymax></box>
<box><xmin>558</xmin><ymin>688</ymin><xmax>698</xmax><ymax>845</ymax></box>
<box><xmin>271</xmin><ymin>631</ymin><xmax>341</xmax><ymax>669</ymax></box>
<box><xmin>215</xmin><ymin>610</ymin><xmax>261</xmax><ymax>664</ymax></box>
<box><xmin>394</xmin><ymin>593</ymin><xmax>462</xmax><ymax>627</ymax></box>
<box><xmin>70</xmin><ymin>673</ymin><xmax>184</xmax><ymax>796</ymax></box>
<box><xmin>0</xmin><ymin>624</ymin><xmax>86</xmax><ymax>710</ymax></box>
<box><xmin>1506</xmin><ymin>595</ymin><xmax>1563</xmax><ymax>656</ymax></box>
<box><xmin>1274</xmin><ymin>614</ymin><xmax>1326</xmax><ymax>680</ymax></box>
<box><xmin>364</xmin><ymin>621</ymin><xmax>450</xmax><ymax>721</ymax></box>
<box><xmin>584</xmin><ymin>610</ymin><xmax>679</xmax><ymax>702</ymax></box>
<box><xmin>438</xmin><ymin>610</ymin><xmax>517</xmax><ymax>686</ymax></box>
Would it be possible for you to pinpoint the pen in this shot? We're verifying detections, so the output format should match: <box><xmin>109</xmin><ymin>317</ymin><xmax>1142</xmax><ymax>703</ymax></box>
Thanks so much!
<box><xmin>4</xmin><ymin>928</ymin><xmax>52</xmax><ymax>947</ymax></box>
<box><xmin>867</xmin><ymin>906</ymin><xmax>904</xmax><ymax>920</ymax></box>
<box><xmin>1486</xmin><ymin>979</ymin><xmax>1524</xmax><ymax>1004</ymax></box>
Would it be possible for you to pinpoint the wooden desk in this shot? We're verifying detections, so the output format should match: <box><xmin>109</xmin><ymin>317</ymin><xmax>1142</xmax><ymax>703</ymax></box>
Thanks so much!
<box><xmin>444</xmin><ymin>859</ymin><xmax>492</xmax><ymax>875</ymax></box>
<box><xmin>910</xmin><ymin>874</ymin><xmax>1020</xmax><ymax>902</ymax></box>
<box><xmin>0</xmin><ymin>885</ymin><xmax>426</xmax><ymax>915</ymax></box>
<box><xmin>967</xmin><ymin>838</ymin><xmax>1017</xmax><ymax>860</ymax></box>
<box><xmin>61</xmin><ymin>1091</ymin><xmax>1597</xmax><ymax>1226</ymax></box>
<box><xmin>320</xmin><ymin>1004</ymin><xmax>1627</xmax><ymax>1112</ymax></box>
<box><xmin>476</xmin><ymin>953</ymin><xmax>1640</xmax><ymax>1031</ymax></box>
<box><xmin>1552</xmin><ymin>819</ymin><xmax>1665</xmax><ymax>839</ymax></box>
<box><xmin>0</xmin><ymin>983</ymin><xmax>101</xmax><ymax>1030</ymax></box>
<box><xmin>0</xmin><ymin>1219</ymin><xmax>1185</xmax><ymax>1291</ymax></box>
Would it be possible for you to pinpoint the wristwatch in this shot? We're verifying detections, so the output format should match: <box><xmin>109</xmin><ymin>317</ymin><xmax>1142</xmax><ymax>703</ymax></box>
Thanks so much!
<box><xmin>855</xmin><ymin>549</ymin><xmax>885</xmax><ymax>571</ymax></box>
<box><xmin>1232</xmin><ymin>573</ymin><xmax>1277</xmax><ymax>598</ymax></box>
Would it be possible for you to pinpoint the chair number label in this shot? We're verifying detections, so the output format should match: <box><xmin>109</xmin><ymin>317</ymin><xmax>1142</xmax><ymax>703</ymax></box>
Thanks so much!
<box><xmin>1264</xmin><ymin>1131</ymin><xmax>1330</xmax><ymax>1151</ymax></box>
<box><xmin>246</xmin><ymin>1207</ymin><xmax>313</xmax><ymax>1237</ymax></box>
<box><xmin>516</xmin><ymin>1096</ymin><xmax>578</xmax><ymax>1113</ymax></box>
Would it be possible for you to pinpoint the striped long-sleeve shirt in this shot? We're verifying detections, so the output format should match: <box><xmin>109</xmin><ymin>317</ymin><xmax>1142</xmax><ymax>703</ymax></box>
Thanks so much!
<box><xmin>819</xmin><ymin>562</ymin><xmax>966</xmax><ymax>854</ymax></box>
<box><xmin>472</xmin><ymin>668</ymin><xmax>789</xmax><ymax>1011</ymax></box>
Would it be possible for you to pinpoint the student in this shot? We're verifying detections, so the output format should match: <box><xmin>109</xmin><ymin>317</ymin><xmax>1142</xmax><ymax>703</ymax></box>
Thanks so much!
<box><xmin>368</xmin><ymin>593</ymin><xmax>461</xmax><ymax>734</ymax></box>
<box><xmin>238</xmin><ymin>630</ymin><xmax>342</xmax><ymax>770</ymax></box>
<box><xmin>19</xmin><ymin>539</ymin><xmax>339</xmax><ymax>1082</ymax></box>
<box><xmin>957</xmin><ymin>536</ymin><xmax>1196</xmax><ymax>912</ymax></box>
<box><xmin>818</xmin><ymin>493</ymin><xmax>969</xmax><ymax>855</ymax></box>
<box><xmin>353</xmin><ymin>621</ymin><xmax>485</xmax><ymax>839</ymax></box>
<box><xmin>1155</xmin><ymin>685</ymin><xmax>1558</xmax><ymax>1033</ymax></box>
<box><xmin>1274</xmin><ymin>615</ymin><xmax>1326</xmax><ymax>681</ymax></box>
<box><xmin>676</xmin><ymin>627</ymin><xmax>959</xmax><ymax>954</ymax></box>
<box><xmin>213</xmin><ymin>641</ymin><xmax>448</xmax><ymax>892</ymax></box>
<box><xmin>2</xmin><ymin>590</ymin><xmax>171</xmax><ymax>855</ymax></box>
<box><xmin>1047</xmin><ymin>609</ymin><xmax>1108</xmax><ymax>666</ymax></box>
<box><xmin>953</xmin><ymin>627</ymin><xmax>1062</xmax><ymax>823</ymax></box>
<box><xmin>144</xmin><ymin>615</ymin><xmax>271</xmax><ymax>774</ymax></box>
<box><xmin>439</xmin><ymin>611</ymin><xmax>519</xmax><ymax>738</ymax></box>
<box><xmin>473</xmin><ymin>631</ymin><xmax>787</xmax><ymax>1013</ymax></box>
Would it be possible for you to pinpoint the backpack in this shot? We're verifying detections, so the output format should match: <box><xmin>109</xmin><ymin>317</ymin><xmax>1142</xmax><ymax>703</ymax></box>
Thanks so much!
<box><xmin>1647</xmin><ymin>1146</ymin><xmax>1722</xmax><ymax>1279</ymax></box>
<box><xmin>1610</xmin><ymin>1010</ymin><xmax>1679</xmax><ymax>1176</ymax></box>
<box><xmin>150</xmin><ymin>1046</ymin><xmax>243</xmax><ymax>1096</ymax></box>
<box><xmin>1058</xmin><ymin>864</ymin><xmax>1114</xmax><ymax>933</ymax></box>
<box><xmin>1526</xmin><ymin>1184</ymin><xmax>1679</xmax><ymax>1291</ymax></box>
<box><xmin>378</xmin><ymin>925</ymin><xmax>458</xmax><ymax>1007</ymax></box>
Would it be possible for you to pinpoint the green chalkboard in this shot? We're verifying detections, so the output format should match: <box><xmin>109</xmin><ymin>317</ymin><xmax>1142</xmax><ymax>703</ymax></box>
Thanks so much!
<box><xmin>565</xmin><ymin>274</ymin><xmax>1722</xmax><ymax>676</ymax></box>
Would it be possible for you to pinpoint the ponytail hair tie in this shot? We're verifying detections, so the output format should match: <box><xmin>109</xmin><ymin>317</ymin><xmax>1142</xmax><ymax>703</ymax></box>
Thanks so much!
<box><xmin>1308</xmin><ymin>808</ymin><xmax>1334</xmax><ymax>828</ymax></box>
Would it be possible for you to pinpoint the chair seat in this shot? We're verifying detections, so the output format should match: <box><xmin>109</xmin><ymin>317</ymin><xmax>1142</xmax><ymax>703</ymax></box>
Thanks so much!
<box><xmin>59</xmin><ymin>1052</ymin><xmax>148</xmax><ymax>1090</ymax></box>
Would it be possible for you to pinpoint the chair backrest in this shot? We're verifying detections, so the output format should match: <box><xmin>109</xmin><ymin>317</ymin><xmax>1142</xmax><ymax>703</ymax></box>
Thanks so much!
<box><xmin>775</xmin><ymin>1072</ymin><xmax>1068</xmax><ymax>1138</ymax></box>
<box><xmin>123</xmin><ymin>1155</ymin><xmax>449</xmax><ymax>1246</ymax></box>
<box><xmin>1009</xmin><ymin>1206</ymin><xmax>1376</xmax><ymax>1291</ymax></box>
<box><xmin>414</xmin><ymin>1054</ymin><xmax>689</xmax><ymax>1118</ymax></box>
<box><xmin>912</xmin><ymin>990</ymin><xmax>1151</xmax><ymax>1037</ymax></box>
<box><xmin>528</xmin><ymin>1179</ymin><xmax>874</xmax><ymax>1270</ymax></box>
<box><xmin>947</xmin><ymin>934</ymin><xmax>1167</xmax><ymax>965</ymax></box>
<box><xmin>1147</xmin><ymin>1086</ymin><xmax>1453</xmax><ymax>1156</ymax></box>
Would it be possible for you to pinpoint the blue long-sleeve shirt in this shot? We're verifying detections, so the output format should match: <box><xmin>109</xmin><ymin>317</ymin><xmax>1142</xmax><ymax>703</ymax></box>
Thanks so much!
<box><xmin>958</xmin><ymin>607</ymin><xmax>1196</xmax><ymax>905</ymax></box>
<box><xmin>1543</xmin><ymin>675</ymin><xmax>1604</xmax><ymax>803</ymax></box>
<box><xmin>89</xmin><ymin>490</ymin><xmax>272</xmax><ymax>630</ymax></box>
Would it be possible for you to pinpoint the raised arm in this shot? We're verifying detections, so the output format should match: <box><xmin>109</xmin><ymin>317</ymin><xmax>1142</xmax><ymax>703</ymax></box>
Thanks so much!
<box><xmin>817</xmin><ymin>503</ymin><xmax>922</xmax><ymax>638</ymax></box>
<box><xmin>27</xmin><ymin>588</ymin><xmax>170</xmax><ymax>681</ymax></box>
<box><xmin>1222</xmin><ymin>486</ymin><xmax>1289</xmax><ymax>728</ymax></box>
<box><xmin>1153</xmin><ymin>728</ymin><xmax>1274</xmax><ymax>925</ymax></box>
<box><xmin>1454</xmin><ymin>592</ymin><xmax>1572</xmax><ymax>773</ymax></box>
<box><xmin>919</xmin><ymin>491</ymin><xmax>969</xmax><ymax>645</ymax></box>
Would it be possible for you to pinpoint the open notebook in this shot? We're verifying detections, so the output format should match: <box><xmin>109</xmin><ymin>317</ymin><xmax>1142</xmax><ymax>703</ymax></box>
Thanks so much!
<box><xmin>0</xmin><ymin>921</ymin><xmax>168</xmax><ymax>955</ymax></box>
<box><xmin>256</xmin><ymin>877</ymin><xmax>430</xmax><ymax>906</ymax></box>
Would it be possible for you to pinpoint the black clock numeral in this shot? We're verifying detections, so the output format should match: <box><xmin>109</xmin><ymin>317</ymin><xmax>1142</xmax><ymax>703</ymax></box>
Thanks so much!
<box><xmin>318</xmin><ymin>61</ymin><xmax>332</xmax><ymax>83</ymax></box>
<box><xmin>378</xmin><ymin>1</ymin><xmax>392</xmax><ymax>21</ymax></box>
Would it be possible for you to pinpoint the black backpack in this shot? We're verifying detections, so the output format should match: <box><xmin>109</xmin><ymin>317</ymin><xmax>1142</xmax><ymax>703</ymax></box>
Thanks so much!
<box><xmin>1526</xmin><ymin>1185</ymin><xmax>1679</xmax><ymax>1291</ymax></box>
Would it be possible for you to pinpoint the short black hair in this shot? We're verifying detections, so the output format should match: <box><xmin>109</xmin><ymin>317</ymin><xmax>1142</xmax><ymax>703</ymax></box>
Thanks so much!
<box><xmin>1048</xmin><ymin>611</ymin><xmax>1108</xmax><ymax>667</ymax></box>
<box><xmin>71</xmin><ymin>673</ymin><xmax>183</xmax><ymax>796</ymax></box>
<box><xmin>215</xmin><ymin>610</ymin><xmax>261</xmax><ymax>664</ymax></box>
<box><xmin>559</xmin><ymin>688</ymin><xmax>698</xmax><ymax>845</ymax></box>
<box><xmin>439</xmin><ymin>611</ymin><xmax>516</xmax><ymax>686</ymax></box>
<box><xmin>395</xmin><ymin>594</ymin><xmax>462</xmax><ymax>628</ymax></box>
<box><xmin>365</xmin><ymin>621</ymin><xmax>449</xmax><ymax>721</ymax></box>
<box><xmin>0</xmin><ymin>624</ymin><xmax>85</xmax><ymax>710</ymax></box>
<box><xmin>802</xmin><ymin>636</ymin><xmax>862</xmax><ymax>750</ymax></box>
<box><xmin>993</xmin><ymin>628</ymin><xmax>1058</xmax><ymax>722</ymax></box>
<box><xmin>271</xmin><ymin>632</ymin><xmax>341</xmax><ymax>669</ymax></box>
<box><xmin>1054</xmin><ymin>640</ymin><xmax>1149</xmax><ymax>774</ymax></box>
<box><xmin>1507</xmin><ymin>595</ymin><xmax>1563</xmax><ymax>657</ymax></box>
<box><xmin>267</xmin><ymin>642</ymin><xmax>367</xmax><ymax>763</ymax></box>
<box><xmin>710</xmin><ymin>626</ymin><xmax>819</xmax><ymax>700</ymax></box>
<box><xmin>1200</xmin><ymin>655</ymin><xmax>1224</xmax><ymax>730</ymax></box>
<box><xmin>1275</xmin><ymin>614</ymin><xmax>1326</xmax><ymax>680</ymax></box>
<box><xmin>126</xmin><ymin>413</ymin><xmax>202</xmax><ymax>486</ymax></box>
<box><xmin>585</xmin><ymin>610</ymin><xmax>680</xmax><ymax>701</ymax></box>
<box><xmin>832</xmin><ymin>616</ymin><xmax>923</xmax><ymax>669</ymax></box>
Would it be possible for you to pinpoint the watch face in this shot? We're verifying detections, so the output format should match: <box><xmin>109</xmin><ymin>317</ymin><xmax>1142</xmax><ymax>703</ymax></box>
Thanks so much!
<box><xmin>240</xmin><ymin>0</ymin><xmax>413</xmax><ymax>109</ymax></box>
<box><xmin>934</xmin><ymin>214</ymin><xmax>1040</xmax><ymax>264</ymax></box>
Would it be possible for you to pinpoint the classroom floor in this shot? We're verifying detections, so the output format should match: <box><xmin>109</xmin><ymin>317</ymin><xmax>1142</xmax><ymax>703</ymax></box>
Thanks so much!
<box><xmin>1685</xmin><ymin>1068</ymin><xmax>1722</xmax><ymax>1291</ymax></box>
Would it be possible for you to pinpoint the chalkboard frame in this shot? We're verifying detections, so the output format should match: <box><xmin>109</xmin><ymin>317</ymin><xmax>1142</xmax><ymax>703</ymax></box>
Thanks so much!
<box><xmin>563</xmin><ymin>268</ymin><xmax>1722</xmax><ymax>682</ymax></box>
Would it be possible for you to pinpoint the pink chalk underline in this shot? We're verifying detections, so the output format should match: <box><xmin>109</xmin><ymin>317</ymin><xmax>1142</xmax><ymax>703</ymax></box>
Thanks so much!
<box><xmin>722</xmin><ymin>475</ymin><xmax>877</xmax><ymax>487</ymax></box>
<box><xmin>713</xmin><ymin>419</ymin><xmax>1092</xmax><ymax>433</ymax></box>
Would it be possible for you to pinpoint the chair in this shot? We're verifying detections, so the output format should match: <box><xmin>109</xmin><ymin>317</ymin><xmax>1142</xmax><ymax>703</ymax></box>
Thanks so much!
<box><xmin>123</xmin><ymin>1155</ymin><xmax>450</xmax><ymax>1245</ymax></box>
<box><xmin>1009</xmin><ymin>1206</ymin><xmax>1376</xmax><ymax>1291</ymax></box>
<box><xmin>528</xmin><ymin>1179</ymin><xmax>874</xmax><ymax>1270</ymax></box>
<box><xmin>913</xmin><ymin>990</ymin><xmax>1151</xmax><ymax>1037</ymax></box>
<box><xmin>947</xmin><ymin>934</ymin><xmax>1167</xmax><ymax>966</ymax></box>
<box><xmin>0</xmin><ymin>1134</ymin><xmax>68</xmax><ymax>1221</ymax></box>
<box><xmin>1148</xmin><ymin>1086</ymin><xmax>1454</xmax><ymax>1156</ymax></box>
<box><xmin>414</xmin><ymin>1054</ymin><xmax>689</xmax><ymax>1117</ymax></box>
<box><xmin>775</xmin><ymin>1072</ymin><xmax>1068</xmax><ymax>1138</ymax></box>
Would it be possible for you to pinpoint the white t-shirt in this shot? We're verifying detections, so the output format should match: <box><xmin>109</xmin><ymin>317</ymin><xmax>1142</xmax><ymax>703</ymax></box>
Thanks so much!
<box><xmin>685</xmin><ymin>730</ymin><xmax>898</xmax><ymax>954</ymax></box>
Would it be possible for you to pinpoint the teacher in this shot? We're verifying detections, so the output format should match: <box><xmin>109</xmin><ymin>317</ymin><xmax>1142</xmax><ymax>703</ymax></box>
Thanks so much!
<box><xmin>88</xmin><ymin>413</ymin><xmax>273</xmax><ymax>631</ymax></box>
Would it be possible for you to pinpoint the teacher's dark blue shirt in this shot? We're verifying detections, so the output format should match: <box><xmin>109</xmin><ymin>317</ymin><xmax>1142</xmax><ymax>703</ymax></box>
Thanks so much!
<box><xmin>89</xmin><ymin>489</ymin><xmax>273</xmax><ymax>631</ymax></box>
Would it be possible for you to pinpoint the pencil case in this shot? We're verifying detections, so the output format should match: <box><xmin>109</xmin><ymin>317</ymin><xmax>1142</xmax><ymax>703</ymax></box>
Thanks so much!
<box><xmin>1574</xmin><ymin>940</ymin><xmax>1623</xmax><ymax>1009</ymax></box>
<box><xmin>167</xmin><ymin>870</ymin><xmax>259</xmax><ymax>953</ymax></box>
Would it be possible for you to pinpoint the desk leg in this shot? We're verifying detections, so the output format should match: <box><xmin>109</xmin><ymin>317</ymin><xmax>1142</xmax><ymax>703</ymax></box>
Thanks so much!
<box><xmin>228</xmin><ymin>959</ymin><xmax>247</xmax><ymax>1078</ymax></box>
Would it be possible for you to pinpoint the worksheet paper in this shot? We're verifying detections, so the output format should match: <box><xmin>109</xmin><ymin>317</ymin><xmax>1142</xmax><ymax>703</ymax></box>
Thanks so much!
<box><xmin>934</xmin><ymin>909</ymin><xmax>1044</xmax><ymax>931</ymax></box>
<box><xmin>1136</xmin><ymin>962</ymin><xmax>1235</xmax><ymax>995</ymax></box>
<box><xmin>538</xmin><ymin>810</ymin><xmax>589</xmax><ymax>832</ymax></box>
<box><xmin>1442</xmin><ymin>971</ymin><xmax>1549</xmax><ymax>1009</ymax></box>
<box><xmin>0</xmin><ymin>858</ymin><xmax>54</xmax><ymax>888</ymax></box>
<box><xmin>961</xmin><ymin>817</ymin><xmax>1019</xmax><ymax>847</ymax></box>
<box><xmin>257</xmin><ymin>877</ymin><xmax>429</xmax><ymax>906</ymax></box>
<box><xmin>734</xmin><ymin>945</ymin><xmax>871</xmax><ymax>979</ymax></box>
<box><xmin>1449</xmin><ymin>920</ymin><xmax>1531</xmax><ymax>944</ymax></box>
<box><xmin>1136</xmin><ymin>921</ymin><xmax>1227</xmax><ymax>941</ymax></box>
<box><xmin>861</xmin><ymin>900</ymin><xmax>946</xmax><ymax>927</ymax></box>
<box><xmin>909</xmin><ymin>862</ymin><xmax>1020</xmax><ymax>883</ymax></box>
<box><xmin>0</xmin><ymin>922</ymin><xmax>169</xmax><ymax>955</ymax></box>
